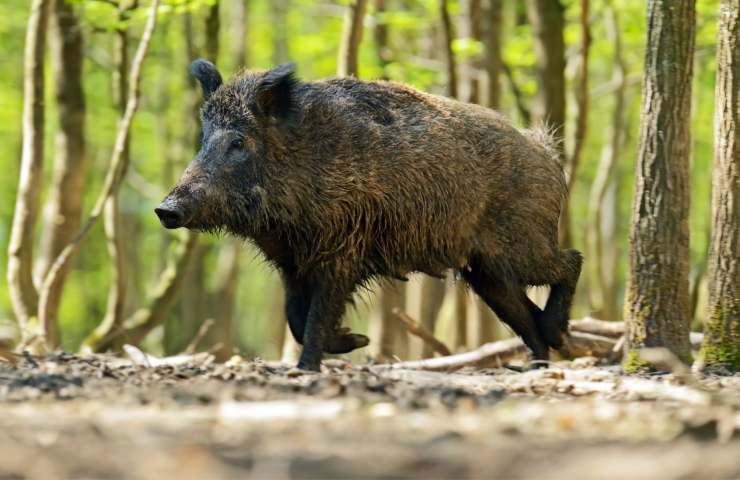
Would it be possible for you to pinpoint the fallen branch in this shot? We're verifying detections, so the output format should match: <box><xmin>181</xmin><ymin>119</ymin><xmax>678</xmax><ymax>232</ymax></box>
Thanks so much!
<box><xmin>388</xmin><ymin>330</ymin><xmax>620</xmax><ymax>372</ymax></box>
<box><xmin>392</xmin><ymin>308</ymin><xmax>451</xmax><ymax>357</ymax></box>
<box><xmin>559</xmin><ymin>331</ymin><xmax>617</xmax><ymax>358</ymax></box>
<box><xmin>389</xmin><ymin>337</ymin><xmax>526</xmax><ymax>371</ymax></box>
<box><xmin>569</xmin><ymin>318</ymin><xmax>704</xmax><ymax>349</ymax></box>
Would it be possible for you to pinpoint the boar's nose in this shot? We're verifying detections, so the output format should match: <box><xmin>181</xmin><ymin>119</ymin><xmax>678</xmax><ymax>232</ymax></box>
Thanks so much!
<box><xmin>155</xmin><ymin>204</ymin><xmax>185</xmax><ymax>229</ymax></box>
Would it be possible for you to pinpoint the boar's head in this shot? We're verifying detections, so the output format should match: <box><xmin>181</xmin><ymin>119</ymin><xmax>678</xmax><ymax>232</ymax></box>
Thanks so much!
<box><xmin>156</xmin><ymin>59</ymin><xmax>300</xmax><ymax>237</ymax></box>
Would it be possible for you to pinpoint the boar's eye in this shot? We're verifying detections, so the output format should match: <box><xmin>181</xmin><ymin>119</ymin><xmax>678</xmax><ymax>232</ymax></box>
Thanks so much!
<box><xmin>230</xmin><ymin>138</ymin><xmax>244</xmax><ymax>150</ymax></box>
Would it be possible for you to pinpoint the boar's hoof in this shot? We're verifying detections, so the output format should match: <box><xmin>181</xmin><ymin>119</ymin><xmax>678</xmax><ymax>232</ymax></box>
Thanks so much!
<box><xmin>324</xmin><ymin>328</ymin><xmax>370</xmax><ymax>354</ymax></box>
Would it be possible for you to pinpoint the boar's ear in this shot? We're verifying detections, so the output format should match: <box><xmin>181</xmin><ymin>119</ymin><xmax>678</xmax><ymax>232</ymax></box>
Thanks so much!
<box><xmin>190</xmin><ymin>59</ymin><xmax>223</xmax><ymax>100</ymax></box>
<box><xmin>254</xmin><ymin>63</ymin><xmax>300</xmax><ymax>123</ymax></box>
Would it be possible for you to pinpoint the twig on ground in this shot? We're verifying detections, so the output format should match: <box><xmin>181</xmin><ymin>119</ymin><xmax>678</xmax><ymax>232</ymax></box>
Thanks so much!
<box><xmin>559</xmin><ymin>331</ymin><xmax>617</xmax><ymax>359</ymax></box>
<box><xmin>183</xmin><ymin>318</ymin><xmax>215</xmax><ymax>355</ymax></box>
<box><xmin>391</xmin><ymin>308</ymin><xmax>451</xmax><ymax>357</ymax></box>
<box><xmin>569</xmin><ymin>318</ymin><xmax>704</xmax><ymax>350</ymax></box>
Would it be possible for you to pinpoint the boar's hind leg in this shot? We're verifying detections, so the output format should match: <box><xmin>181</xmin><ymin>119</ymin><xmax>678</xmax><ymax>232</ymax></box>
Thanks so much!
<box><xmin>461</xmin><ymin>265</ymin><xmax>549</xmax><ymax>363</ymax></box>
<box><xmin>297</xmin><ymin>281</ymin><xmax>354</xmax><ymax>371</ymax></box>
<box><xmin>538</xmin><ymin>249</ymin><xmax>583</xmax><ymax>349</ymax></box>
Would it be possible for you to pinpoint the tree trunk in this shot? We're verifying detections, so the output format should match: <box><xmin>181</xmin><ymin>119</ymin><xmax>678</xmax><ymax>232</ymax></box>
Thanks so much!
<box><xmin>560</xmin><ymin>0</ymin><xmax>590</xmax><ymax>248</ymax></box>
<box><xmin>337</xmin><ymin>0</ymin><xmax>368</xmax><ymax>77</ymax></box>
<box><xmin>482</xmin><ymin>0</ymin><xmax>502</xmax><ymax>109</ymax></box>
<box><xmin>205</xmin><ymin>0</ymin><xmax>219</xmax><ymax>62</ymax></box>
<box><xmin>369</xmin><ymin>282</ymin><xmax>408</xmax><ymax>361</ymax></box>
<box><xmin>270</xmin><ymin>0</ymin><xmax>289</xmax><ymax>65</ymax></box>
<box><xmin>439</xmin><ymin>0</ymin><xmax>458</xmax><ymax>99</ymax></box>
<box><xmin>460</xmin><ymin>0</ymin><xmax>482</xmax><ymax>104</ymax></box>
<box><xmin>102</xmin><ymin>2</ymin><xmax>133</xmax><ymax>345</ymax></box>
<box><xmin>702</xmin><ymin>0</ymin><xmax>740</xmax><ymax>371</ymax></box>
<box><xmin>526</xmin><ymin>0</ymin><xmax>568</xmax><ymax>245</ymax></box>
<box><xmin>373</xmin><ymin>0</ymin><xmax>390</xmax><ymax>79</ymax></box>
<box><xmin>232</xmin><ymin>0</ymin><xmax>248</xmax><ymax>68</ymax></box>
<box><xmin>587</xmin><ymin>3</ymin><xmax>625</xmax><ymax>320</ymax></box>
<box><xmin>624</xmin><ymin>0</ymin><xmax>695</xmax><ymax>367</ymax></box>
<box><xmin>7</xmin><ymin>0</ymin><xmax>51</xmax><ymax>340</ymax></box>
<box><xmin>38</xmin><ymin>0</ymin><xmax>87</xmax><ymax>335</ymax></box>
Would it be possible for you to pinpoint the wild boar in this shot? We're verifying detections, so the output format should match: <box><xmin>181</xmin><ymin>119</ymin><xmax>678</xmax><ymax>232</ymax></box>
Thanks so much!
<box><xmin>156</xmin><ymin>60</ymin><xmax>582</xmax><ymax>371</ymax></box>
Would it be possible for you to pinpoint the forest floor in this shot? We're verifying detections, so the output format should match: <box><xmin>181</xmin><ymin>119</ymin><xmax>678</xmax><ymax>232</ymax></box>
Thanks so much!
<box><xmin>1</xmin><ymin>351</ymin><xmax>739</xmax><ymax>479</ymax></box>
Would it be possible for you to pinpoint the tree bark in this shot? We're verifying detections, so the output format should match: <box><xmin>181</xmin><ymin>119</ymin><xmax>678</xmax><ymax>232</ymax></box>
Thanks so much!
<box><xmin>587</xmin><ymin>3</ymin><xmax>625</xmax><ymax>320</ymax></box>
<box><xmin>702</xmin><ymin>0</ymin><xmax>740</xmax><ymax>371</ymax></box>
<box><xmin>624</xmin><ymin>0</ymin><xmax>695</xmax><ymax>367</ymax></box>
<box><xmin>37</xmin><ymin>0</ymin><xmax>87</xmax><ymax>334</ymax></box>
<box><xmin>337</xmin><ymin>0</ymin><xmax>368</xmax><ymax>77</ymax></box>
<box><xmin>7</xmin><ymin>0</ymin><xmax>51</xmax><ymax>340</ymax></box>
<box><xmin>439</xmin><ymin>0</ymin><xmax>458</xmax><ymax>98</ymax></box>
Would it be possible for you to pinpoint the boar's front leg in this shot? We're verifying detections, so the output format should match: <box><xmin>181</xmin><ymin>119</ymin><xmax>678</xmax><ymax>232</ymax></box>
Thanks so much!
<box><xmin>284</xmin><ymin>278</ymin><xmax>311</xmax><ymax>346</ymax></box>
<box><xmin>297</xmin><ymin>281</ymin><xmax>353</xmax><ymax>371</ymax></box>
<box><xmin>283</xmin><ymin>276</ymin><xmax>369</xmax><ymax>356</ymax></box>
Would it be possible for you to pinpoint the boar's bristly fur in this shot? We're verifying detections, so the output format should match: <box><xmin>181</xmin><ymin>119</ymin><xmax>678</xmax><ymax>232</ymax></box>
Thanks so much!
<box><xmin>157</xmin><ymin>61</ymin><xmax>583</xmax><ymax>371</ymax></box>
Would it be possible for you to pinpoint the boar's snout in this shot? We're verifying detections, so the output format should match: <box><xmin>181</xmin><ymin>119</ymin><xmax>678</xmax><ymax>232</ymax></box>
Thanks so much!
<box><xmin>155</xmin><ymin>200</ymin><xmax>186</xmax><ymax>229</ymax></box>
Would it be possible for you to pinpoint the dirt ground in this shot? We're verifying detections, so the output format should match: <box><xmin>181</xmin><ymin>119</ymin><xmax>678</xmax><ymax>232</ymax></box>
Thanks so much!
<box><xmin>1</xmin><ymin>352</ymin><xmax>739</xmax><ymax>480</ymax></box>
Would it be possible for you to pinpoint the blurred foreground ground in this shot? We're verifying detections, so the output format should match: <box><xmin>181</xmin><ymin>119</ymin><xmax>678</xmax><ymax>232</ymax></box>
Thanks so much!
<box><xmin>1</xmin><ymin>352</ymin><xmax>739</xmax><ymax>479</ymax></box>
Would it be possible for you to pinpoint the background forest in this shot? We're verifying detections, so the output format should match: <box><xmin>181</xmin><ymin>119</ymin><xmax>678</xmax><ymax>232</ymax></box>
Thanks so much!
<box><xmin>0</xmin><ymin>0</ymin><xmax>727</xmax><ymax>362</ymax></box>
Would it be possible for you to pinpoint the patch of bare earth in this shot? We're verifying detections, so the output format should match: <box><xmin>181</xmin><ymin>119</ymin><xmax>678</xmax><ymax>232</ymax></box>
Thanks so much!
<box><xmin>1</xmin><ymin>352</ymin><xmax>739</xmax><ymax>479</ymax></box>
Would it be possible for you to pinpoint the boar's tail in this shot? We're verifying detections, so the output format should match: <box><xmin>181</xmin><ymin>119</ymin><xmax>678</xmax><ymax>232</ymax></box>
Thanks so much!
<box><xmin>522</xmin><ymin>124</ymin><xmax>563</xmax><ymax>167</ymax></box>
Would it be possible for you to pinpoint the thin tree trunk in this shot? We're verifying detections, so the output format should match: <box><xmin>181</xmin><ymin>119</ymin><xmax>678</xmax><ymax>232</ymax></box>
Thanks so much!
<box><xmin>526</xmin><ymin>0</ymin><xmax>567</xmax><ymax>245</ymax></box>
<box><xmin>38</xmin><ymin>0</ymin><xmax>162</xmax><ymax>348</ymax></box>
<box><xmin>232</xmin><ymin>0</ymin><xmax>248</xmax><ymax>68</ymax></box>
<box><xmin>37</xmin><ymin>0</ymin><xmax>87</xmax><ymax>335</ymax></box>
<box><xmin>702</xmin><ymin>0</ymin><xmax>740</xmax><ymax>371</ymax></box>
<box><xmin>270</xmin><ymin>0</ymin><xmax>289</xmax><ymax>65</ymax></box>
<box><xmin>102</xmin><ymin>1</ymin><xmax>134</xmax><ymax>345</ymax></box>
<box><xmin>525</xmin><ymin>0</ymin><xmax>565</xmax><ymax>141</ymax></box>
<box><xmin>373</xmin><ymin>0</ymin><xmax>390</xmax><ymax>79</ymax></box>
<box><xmin>587</xmin><ymin>3</ymin><xmax>625</xmax><ymax>319</ymax></box>
<box><xmin>337</xmin><ymin>0</ymin><xmax>368</xmax><ymax>77</ymax></box>
<box><xmin>7</xmin><ymin>0</ymin><xmax>51</xmax><ymax>341</ymax></box>
<box><xmin>624</xmin><ymin>0</ymin><xmax>695</xmax><ymax>367</ymax></box>
<box><xmin>370</xmin><ymin>282</ymin><xmax>408</xmax><ymax>360</ymax></box>
<box><xmin>439</xmin><ymin>0</ymin><xmax>457</xmax><ymax>98</ymax></box>
<box><xmin>560</xmin><ymin>0</ymin><xmax>590</xmax><ymax>248</ymax></box>
<box><xmin>407</xmin><ymin>276</ymin><xmax>446</xmax><ymax>358</ymax></box>
<box><xmin>459</xmin><ymin>0</ymin><xmax>482</xmax><ymax>104</ymax></box>
<box><xmin>205</xmin><ymin>0</ymin><xmax>219</xmax><ymax>62</ymax></box>
<box><xmin>483</xmin><ymin>0</ymin><xmax>502</xmax><ymax>109</ymax></box>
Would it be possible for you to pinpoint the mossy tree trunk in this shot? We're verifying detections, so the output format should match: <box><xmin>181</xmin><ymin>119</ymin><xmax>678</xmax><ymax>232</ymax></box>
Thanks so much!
<box><xmin>624</xmin><ymin>0</ymin><xmax>695</xmax><ymax>367</ymax></box>
<box><xmin>702</xmin><ymin>0</ymin><xmax>740</xmax><ymax>371</ymax></box>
